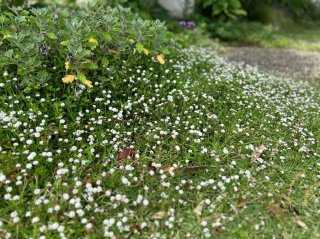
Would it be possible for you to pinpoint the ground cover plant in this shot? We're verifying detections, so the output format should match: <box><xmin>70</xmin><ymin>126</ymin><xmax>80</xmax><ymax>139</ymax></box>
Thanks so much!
<box><xmin>1</xmin><ymin>4</ymin><xmax>320</xmax><ymax>239</ymax></box>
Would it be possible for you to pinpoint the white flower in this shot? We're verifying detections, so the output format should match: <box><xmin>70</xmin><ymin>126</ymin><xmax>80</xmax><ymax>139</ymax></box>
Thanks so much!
<box><xmin>143</xmin><ymin>199</ymin><xmax>149</xmax><ymax>206</ymax></box>
<box><xmin>27</xmin><ymin>152</ymin><xmax>37</xmax><ymax>161</ymax></box>
<box><xmin>223</xmin><ymin>148</ymin><xmax>229</xmax><ymax>154</ymax></box>
<box><xmin>0</xmin><ymin>173</ymin><xmax>6</xmax><ymax>182</ymax></box>
<box><xmin>32</xmin><ymin>217</ymin><xmax>40</xmax><ymax>223</ymax></box>
<box><xmin>26</xmin><ymin>139</ymin><xmax>33</xmax><ymax>145</ymax></box>
<box><xmin>121</xmin><ymin>177</ymin><xmax>130</xmax><ymax>185</ymax></box>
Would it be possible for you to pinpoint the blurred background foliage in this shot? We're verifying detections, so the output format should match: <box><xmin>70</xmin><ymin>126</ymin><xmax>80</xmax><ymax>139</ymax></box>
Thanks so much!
<box><xmin>1</xmin><ymin>0</ymin><xmax>320</xmax><ymax>50</ymax></box>
<box><xmin>4</xmin><ymin>0</ymin><xmax>320</xmax><ymax>20</ymax></box>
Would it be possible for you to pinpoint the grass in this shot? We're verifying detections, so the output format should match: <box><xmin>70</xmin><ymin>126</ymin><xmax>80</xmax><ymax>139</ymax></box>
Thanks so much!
<box><xmin>0</xmin><ymin>45</ymin><xmax>320</xmax><ymax>238</ymax></box>
<box><xmin>255</xmin><ymin>20</ymin><xmax>320</xmax><ymax>51</ymax></box>
<box><xmin>210</xmin><ymin>20</ymin><xmax>320</xmax><ymax>51</ymax></box>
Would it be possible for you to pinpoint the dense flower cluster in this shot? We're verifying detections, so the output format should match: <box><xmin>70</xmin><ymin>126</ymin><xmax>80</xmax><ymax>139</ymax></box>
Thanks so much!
<box><xmin>0</xmin><ymin>47</ymin><xmax>319</xmax><ymax>238</ymax></box>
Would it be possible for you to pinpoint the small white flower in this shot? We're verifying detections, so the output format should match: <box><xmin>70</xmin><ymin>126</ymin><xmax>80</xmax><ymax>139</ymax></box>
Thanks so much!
<box><xmin>143</xmin><ymin>199</ymin><xmax>149</xmax><ymax>206</ymax></box>
<box><xmin>32</xmin><ymin>217</ymin><xmax>40</xmax><ymax>223</ymax></box>
<box><xmin>0</xmin><ymin>173</ymin><xmax>6</xmax><ymax>182</ymax></box>
<box><xmin>223</xmin><ymin>148</ymin><xmax>229</xmax><ymax>154</ymax></box>
<box><xmin>27</xmin><ymin>152</ymin><xmax>37</xmax><ymax>161</ymax></box>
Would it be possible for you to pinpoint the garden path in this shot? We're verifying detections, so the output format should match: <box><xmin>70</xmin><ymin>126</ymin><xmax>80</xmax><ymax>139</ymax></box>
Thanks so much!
<box><xmin>224</xmin><ymin>46</ymin><xmax>320</xmax><ymax>79</ymax></box>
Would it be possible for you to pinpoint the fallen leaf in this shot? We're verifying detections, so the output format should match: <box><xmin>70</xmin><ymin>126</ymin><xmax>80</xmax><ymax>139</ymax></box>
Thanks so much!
<box><xmin>303</xmin><ymin>188</ymin><xmax>314</xmax><ymax>206</ymax></box>
<box><xmin>65</xmin><ymin>61</ymin><xmax>70</xmax><ymax>70</ymax></box>
<box><xmin>236</xmin><ymin>197</ymin><xmax>248</xmax><ymax>209</ymax></box>
<box><xmin>84</xmin><ymin>80</ymin><xmax>93</xmax><ymax>88</ymax></box>
<box><xmin>268</xmin><ymin>203</ymin><xmax>282</xmax><ymax>216</ymax></box>
<box><xmin>143</xmin><ymin>48</ymin><xmax>150</xmax><ymax>55</ymax></box>
<box><xmin>62</xmin><ymin>74</ymin><xmax>75</xmax><ymax>84</ymax></box>
<box><xmin>130</xmin><ymin>224</ymin><xmax>142</xmax><ymax>233</ymax></box>
<box><xmin>296</xmin><ymin>219</ymin><xmax>308</xmax><ymax>230</ymax></box>
<box><xmin>194</xmin><ymin>201</ymin><xmax>204</xmax><ymax>216</ymax></box>
<box><xmin>162</xmin><ymin>165</ymin><xmax>172</xmax><ymax>174</ymax></box>
<box><xmin>118</xmin><ymin>148</ymin><xmax>135</xmax><ymax>167</ymax></box>
<box><xmin>152</xmin><ymin>211</ymin><xmax>166</xmax><ymax>219</ymax></box>
<box><xmin>251</xmin><ymin>145</ymin><xmax>267</xmax><ymax>161</ymax></box>
<box><xmin>271</xmin><ymin>142</ymin><xmax>280</xmax><ymax>157</ymax></box>
<box><xmin>147</xmin><ymin>161</ymin><xmax>156</xmax><ymax>173</ymax></box>
<box><xmin>109</xmin><ymin>49</ymin><xmax>118</xmax><ymax>54</ymax></box>
<box><xmin>156</xmin><ymin>54</ymin><xmax>165</xmax><ymax>64</ymax></box>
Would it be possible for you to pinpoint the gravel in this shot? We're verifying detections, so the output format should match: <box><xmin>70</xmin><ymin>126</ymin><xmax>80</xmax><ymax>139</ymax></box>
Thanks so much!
<box><xmin>224</xmin><ymin>46</ymin><xmax>320</xmax><ymax>79</ymax></box>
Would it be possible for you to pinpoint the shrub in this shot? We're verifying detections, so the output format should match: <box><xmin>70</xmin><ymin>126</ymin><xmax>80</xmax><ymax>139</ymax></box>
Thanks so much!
<box><xmin>197</xmin><ymin>0</ymin><xmax>247</xmax><ymax>20</ymax></box>
<box><xmin>0</xmin><ymin>4</ymin><xmax>172</xmax><ymax>92</ymax></box>
<box><xmin>207</xmin><ymin>21</ymin><xmax>275</xmax><ymax>42</ymax></box>
<box><xmin>242</xmin><ymin>0</ymin><xmax>320</xmax><ymax>19</ymax></box>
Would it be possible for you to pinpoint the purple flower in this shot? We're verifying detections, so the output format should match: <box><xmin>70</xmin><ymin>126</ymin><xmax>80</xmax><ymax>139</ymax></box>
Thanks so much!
<box><xmin>179</xmin><ymin>21</ymin><xmax>187</xmax><ymax>27</ymax></box>
<box><xmin>187</xmin><ymin>21</ymin><xmax>196</xmax><ymax>28</ymax></box>
<box><xmin>179</xmin><ymin>20</ymin><xmax>196</xmax><ymax>28</ymax></box>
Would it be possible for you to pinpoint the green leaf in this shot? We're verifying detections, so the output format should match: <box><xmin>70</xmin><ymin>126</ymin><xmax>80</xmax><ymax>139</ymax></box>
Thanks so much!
<box><xmin>203</xmin><ymin>0</ymin><xmax>213</xmax><ymax>8</ymax></box>
<box><xmin>135</xmin><ymin>42</ymin><xmax>144</xmax><ymax>53</ymax></box>
<box><xmin>47</xmin><ymin>32</ymin><xmax>57</xmax><ymax>39</ymax></box>
<box><xmin>101</xmin><ymin>32</ymin><xmax>112</xmax><ymax>41</ymax></box>
<box><xmin>81</xmin><ymin>62</ymin><xmax>99</xmax><ymax>69</ymax></box>
<box><xmin>77</xmin><ymin>72</ymin><xmax>87</xmax><ymax>84</ymax></box>
<box><xmin>38</xmin><ymin>70</ymin><xmax>48</xmax><ymax>78</ymax></box>
<box><xmin>4</xmin><ymin>49</ymin><xmax>13</xmax><ymax>58</ymax></box>
<box><xmin>78</xmin><ymin>50</ymin><xmax>92</xmax><ymax>58</ymax></box>
<box><xmin>60</xmin><ymin>40</ymin><xmax>71</xmax><ymax>46</ymax></box>
<box><xmin>101</xmin><ymin>57</ymin><xmax>109</xmax><ymax>66</ymax></box>
<box><xmin>233</xmin><ymin>9</ymin><xmax>247</xmax><ymax>16</ymax></box>
<box><xmin>0</xmin><ymin>16</ymin><xmax>10</xmax><ymax>24</ymax></box>
<box><xmin>18</xmin><ymin>66</ymin><xmax>27</xmax><ymax>76</ymax></box>
<box><xmin>98</xmin><ymin>76</ymin><xmax>109</xmax><ymax>82</ymax></box>
<box><xmin>161</xmin><ymin>47</ymin><xmax>170</xmax><ymax>55</ymax></box>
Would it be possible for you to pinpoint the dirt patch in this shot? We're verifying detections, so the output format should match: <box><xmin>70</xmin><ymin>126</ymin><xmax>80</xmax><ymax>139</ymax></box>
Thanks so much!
<box><xmin>224</xmin><ymin>46</ymin><xmax>320</xmax><ymax>79</ymax></box>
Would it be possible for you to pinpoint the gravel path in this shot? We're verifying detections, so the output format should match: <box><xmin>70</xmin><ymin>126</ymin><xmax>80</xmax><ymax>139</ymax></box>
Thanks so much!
<box><xmin>224</xmin><ymin>46</ymin><xmax>320</xmax><ymax>79</ymax></box>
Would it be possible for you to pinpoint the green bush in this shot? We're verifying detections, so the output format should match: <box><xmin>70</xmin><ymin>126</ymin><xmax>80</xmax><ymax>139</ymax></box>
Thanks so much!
<box><xmin>242</xmin><ymin>0</ymin><xmax>320</xmax><ymax>19</ymax></box>
<box><xmin>207</xmin><ymin>20</ymin><xmax>275</xmax><ymax>42</ymax></box>
<box><xmin>198</xmin><ymin>0</ymin><xmax>247</xmax><ymax>20</ymax></box>
<box><xmin>0</xmin><ymin>4</ymin><xmax>172</xmax><ymax>92</ymax></box>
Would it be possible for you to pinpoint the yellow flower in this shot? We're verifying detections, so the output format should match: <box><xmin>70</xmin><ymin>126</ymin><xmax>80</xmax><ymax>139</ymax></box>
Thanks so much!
<box><xmin>3</xmin><ymin>33</ymin><xmax>11</xmax><ymax>39</ymax></box>
<box><xmin>65</xmin><ymin>61</ymin><xmax>70</xmax><ymax>70</ymax></box>
<box><xmin>88</xmin><ymin>37</ymin><xmax>98</xmax><ymax>50</ymax></box>
<box><xmin>143</xmin><ymin>48</ymin><xmax>150</xmax><ymax>55</ymax></box>
<box><xmin>156</xmin><ymin>54</ymin><xmax>165</xmax><ymax>65</ymax></box>
<box><xmin>62</xmin><ymin>74</ymin><xmax>75</xmax><ymax>84</ymax></box>
<box><xmin>88</xmin><ymin>37</ymin><xmax>98</xmax><ymax>44</ymax></box>
<box><xmin>84</xmin><ymin>80</ymin><xmax>93</xmax><ymax>88</ymax></box>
